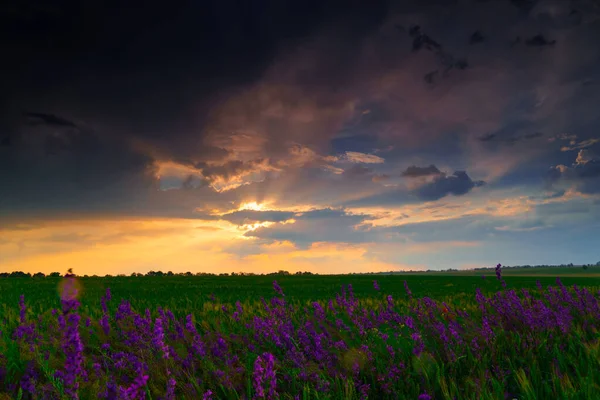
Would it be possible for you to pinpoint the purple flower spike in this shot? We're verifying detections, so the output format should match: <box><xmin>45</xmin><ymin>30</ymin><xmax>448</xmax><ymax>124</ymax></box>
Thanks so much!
<box><xmin>404</xmin><ymin>281</ymin><xmax>413</xmax><ymax>299</ymax></box>
<box><xmin>273</xmin><ymin>281</ymin><xmax>285</xmax><ymax>297</ymax></box>
<box><xmin>373</xmin><ymin>280</ymin><xmax>380</xmax><ymax>291</ymax></box>
<box><xmin>19</xmin><ymin>295</ymin><xmax>27</xmax><ymax>323</ymax></box>
<box><xmin>165</xmin><ymin>372</ymin><xmax>176</xmax><ymax>400</ymax></box>
<box><xmin>60</xmin><ymin>304</ymin><xmax>84</xmax><ymax>399</ymax></box>
<box><xmin>153</xmin><ymin>318</ymin><xmax>170</xmax><ymax>359</ymax></box>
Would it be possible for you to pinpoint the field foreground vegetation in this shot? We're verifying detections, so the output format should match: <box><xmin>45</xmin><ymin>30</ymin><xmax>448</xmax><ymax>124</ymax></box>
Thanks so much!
<box><xmin>1</xmin><ymin>266</ymin><xmax>600</xmax><ymax>399</ymax></box>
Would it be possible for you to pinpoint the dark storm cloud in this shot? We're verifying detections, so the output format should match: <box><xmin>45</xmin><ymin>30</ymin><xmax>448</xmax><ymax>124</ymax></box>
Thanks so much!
<box><xmin>547</xmin><ymin>159</ymin><xmax>600</xmax><ymax>194</ymax></box>
<box><xmin>469</xmin><ymin>30</ymin><xmax>485</xmax><ymax>45</ymax></box>
<box><xmin>1</xmin><ymin>0</ymin><xmax>390</xmax><ymax>160</ymax></box>
<box><xmin>414</xmin><ymin>171</ymin><xmax>486</xmax><ymax>201</ymax></box>
<box><xmin>0</xmin><ymin>0</ymin><xmax>390</xmax><ymax>218</ymax></box>
<box><xmin>476</xmin><ymin>118</ymin><xmax>546</xmax><ymax>149</ymax></box>
<box><xmin>524</xmin><ymin>34</ymin><xmax>556</xmax><ymax>47</ymax></box>
<box><xmin>477</xmin><ymin>131</ymin><xmax>544</xmax><ymax>145</ymax></box>
<box><xmin>0</xmin><ymin>119</ymin><xmax>158</xmax><ymax>217</ymax></box>
<box><xmin>343</xmin><ymin>167</ymin><xmax>485</xmax><ymax>207</ymax></box>
<box><xmin>24</xmin><ymin>112</ymin><xmax>78</xmax><ymax>128</ymax></box>
<box><xmin>2</xmin><ymin>0</ymin><xmax>600</xmax><ymax>224</ymax></box>
<box><xmin>402</xmin><ymin>23</ymin><xmax>469</xmax><ymax>83</ymax></box>
<box><xmin>509</xmin><ymin>0</ymin><xmax>537</xmax><ymax>13</ymax></box>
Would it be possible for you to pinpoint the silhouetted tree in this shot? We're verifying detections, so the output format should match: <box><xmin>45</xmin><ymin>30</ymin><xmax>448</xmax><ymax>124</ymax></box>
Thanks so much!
<box><xmin>10</xmin><ymin>271</ymin><xmax>30</xmax><ymax>278</ymax></box>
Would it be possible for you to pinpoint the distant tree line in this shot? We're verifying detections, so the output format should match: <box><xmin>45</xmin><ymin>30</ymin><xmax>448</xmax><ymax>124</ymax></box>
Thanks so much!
<box><xmin>470</xmin><ymin>263</ymin><xmax>599</xmax><ymax>271</ymax></box>
<box><xmin>3</xmin><ymin>263</ymin><xmax>599</xmax><ymax>278</ymax></box>
<box><xmin>0</xmin><ymin>271</ymin><xmax>62</xmax><ymax>278</ymax></box>
<box><xmin>0</xmin><ymin>270</ymin><xmax>315</xmax><ymax>278</ymax></box>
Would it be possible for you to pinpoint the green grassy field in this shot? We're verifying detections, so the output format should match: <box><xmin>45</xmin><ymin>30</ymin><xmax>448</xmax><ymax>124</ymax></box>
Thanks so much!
<box><xmin>2</xmin><ymin>270</ymin><xmax>600</xmax><ymax>316</ymax></box>
<box><xmin>1</xmin><ymin>267</ymin><xmax>600</xmax><ymax>399</ymax></box>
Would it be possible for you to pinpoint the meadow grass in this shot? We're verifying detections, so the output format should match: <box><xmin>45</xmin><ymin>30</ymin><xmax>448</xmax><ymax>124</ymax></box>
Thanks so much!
<box><xmin>1</xmin><ymin>268</ymin><xmax>599</xmax><ymax>399</ymax></box>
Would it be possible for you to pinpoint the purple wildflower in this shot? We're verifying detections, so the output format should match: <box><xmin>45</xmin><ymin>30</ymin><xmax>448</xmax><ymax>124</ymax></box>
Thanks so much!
<box><xmin>122</xmin><ymin>365</ymin><xmax>149</xmax><ymax>400</ymax></box>
<box><xmin>273</xmin><ymin>281</ymin><xmax>285</xmax><ymax>297</ymax></box>
<box><xmin>60</xmin><ymin>303</ymin><xmax>85</xmax><ymax>399</ymax></box>
<box><xmin>101</xmin><ymin>288</ymin><xmax>111</xmax><ymax>313</ymax></box>
<box><xmin>99</xmin><ymin>314</ymin><xmax>110</xmax><ymax>336</ymax></box>
<box><xmin>185</xmin><ymin>314</ymin><xmax>197</xmax><ymax>334</ymax></box>
<box><xmin>165</xmin><ymin>372</ymin><xmax>176</xmax><ymax>400</ymax></box>
<box><xmin>373</xmin><ymin>280</ymin><xmax>380</xmax><ymax>291</ymax></box>
<box><xmin>153</xmin><ymin>318</ymin><xmax>170</xmax><ymax>359</ymax></box>
<box><xmin>481</xmin><ymin>316</ymin><xmax>494</xmax><ymax>342</ymax></box>
<box><xmin>253</xmin><ymin>352</ymin><xmax>277</xmax><ymax>399</ymax></box>
<box><xmin>19</xmin><ymin>295</ymin><xmax>26</xmax><ymax>323</ymax></box>
<box><xmin>411</xmin><ymin>332</ymin><xmax>425</xmax><ymax>356</ymax></box>
<box><xmin>404</xmin><ymin>281</ymin><xmax>413</xmax><ymax>299</ymax></box>
<box><xmin>357</xmin><ymin>383</ymin><xmax>370</xmax><ymax>400</ymax></box>
<box><xmin>536</xmin><ymin>280</ymin><xmax>543</xmax><ymax>291</ymax></box>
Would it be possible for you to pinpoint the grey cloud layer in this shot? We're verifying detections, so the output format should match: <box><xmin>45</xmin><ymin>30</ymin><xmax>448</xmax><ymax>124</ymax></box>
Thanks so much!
<box><xmin>1</xmin><ymin>0</ymin><xmax>600</xmax><ymax>227</ymax></box>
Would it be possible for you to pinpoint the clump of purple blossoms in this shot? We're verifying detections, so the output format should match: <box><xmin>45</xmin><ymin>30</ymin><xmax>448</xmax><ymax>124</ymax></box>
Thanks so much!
<box><xmin>119</xmin><ymin>363</ymin><xmax>149</xmax><ymax>400</ymax></box>
<box><xmin>373</xmin><ymin>280</ymin><xmax>380</xmax><ymax>291</ymax></box>
<box><xmin>253</xmin><ymin>352</ymin><xmax>277</xmax><ymax>399</ymax></box>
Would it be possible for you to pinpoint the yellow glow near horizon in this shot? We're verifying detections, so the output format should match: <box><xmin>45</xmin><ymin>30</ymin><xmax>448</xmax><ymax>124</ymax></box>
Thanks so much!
<box><xmin>0</xmin><ymin>217</ymin><xmax>429</xmax><ymax>276</ymax></box>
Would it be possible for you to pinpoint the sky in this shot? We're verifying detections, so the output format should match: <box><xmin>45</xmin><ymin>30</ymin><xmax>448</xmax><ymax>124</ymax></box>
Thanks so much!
<box><xmin>1</xmin><ymin>0</ymin><xmax>600</xmax><ymax>276</ymax></box>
